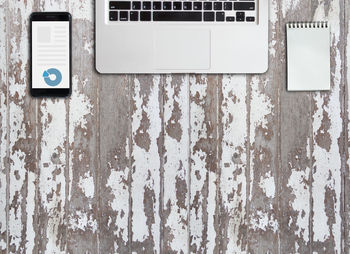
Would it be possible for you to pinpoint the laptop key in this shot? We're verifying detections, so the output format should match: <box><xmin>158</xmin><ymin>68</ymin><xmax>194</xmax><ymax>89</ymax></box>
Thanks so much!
<box><xmin>204</xmin><ymin>2</ymin><xmax>212</xmax><ymax>10</ymax></box>
<box><xmin>173</xmin><ymin>2</ymin><xmax>182</xmax><ymax>10</ymax></box>
<box><xmin>204</xmin><ymin>12</ymin><xmax>214</xmax><ymax>21</ymax></box>
<box><xmin>246</xmin><ymin>16</ymin><xmax>255</xmax><ymax>22</ymax></box>
<box><xmin>226</xmin><ymin>16</ymin><xmax>235</xmax><ymax>22</ymax></box>
<box><xmin>140</xmin><ymin>11</ymin><xmax>151</xmax><ymax>21</ymax></box>
<box><xmin>234</xmin><ymin>2</ymin><xmax>255</xmax><ymax>10</ymax></box>
<box><xmin>224</xmin><ymin>2</ymin><xmax>232</xmax><ymax>10</ymax></box>
<box><xmin>236</xmin><ymin>12</ymin><xmax>245</xmax><ymax>21</ymax></box>
<box><xmin>130</xmin><ymin>11</ymin><xmax>139</xmax><ymax>21</ymax></box>
<box><xmin>183</xmin><ymin>2</ymin><xmax>192</xmax><ymax>10</ymax></box>
<box><xmin>153</xmin><ymin>11</ymin><xmax>202</xmax><ymax>21</ymax></box>
<box><xmin>214</xmin><ymin>2</ymin><xmax>222</xmax><ymax>10</ymax></box>
<box><xmin>120</xmin><ymin>11</ymin><xmax>128</xmax><ymax>21</ymax></box>
<box><xmin>109</xmin><ymin>11</ymin><xmax>118</xmax><ymax>21</ymax></box>
<box><xmin>143</xmin><ymin>1</ymin><xmax>151</xmax><ymax>10</ymax></box>
<box><xmin>132</xmin><ymin>1</ymin><xmax>141</xmax><ymax>10</ymax></box>
<box><xmin>163</xmin><ymin>1</ymin><xmax>172</xmax><ymax>9</ymax></box>
<box><xmin>193</xmin><ymin>2</ymin><xmax>202</xmax><ymax>10</ymax></box>
<box><xmin>153</xmin><ymin>2</ymin><xmax>161</xmax><ymax>10</ymax></box>
<box><xmin>110</xmin><ymin>1</ymin><xmax>131</xmax><ymax>10</ymax></box>
<box><xmin>216</xmin><ymin>11</ymin><xmax>225</xmax><ymax>21</ymax></box>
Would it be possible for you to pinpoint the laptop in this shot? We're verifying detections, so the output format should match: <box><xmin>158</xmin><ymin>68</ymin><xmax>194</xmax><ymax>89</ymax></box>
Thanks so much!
<box><xmin>96</xmin><ymin>0</ymin><xmax>269</xmax><ymax>74</ymax></box>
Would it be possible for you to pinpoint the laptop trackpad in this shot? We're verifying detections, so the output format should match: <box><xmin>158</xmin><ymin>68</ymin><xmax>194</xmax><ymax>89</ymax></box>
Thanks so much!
<box><xmin>154</xmin><ymin>29</ymin><xmax>211</xmax><ymax>70</ymax></box>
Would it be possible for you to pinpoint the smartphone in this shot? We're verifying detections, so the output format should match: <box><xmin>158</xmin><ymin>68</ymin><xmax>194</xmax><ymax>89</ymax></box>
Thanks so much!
<box><xmin>30</xmin><ymin>12</ymin><xmax>72</xmax><ymax>97</ymax></box>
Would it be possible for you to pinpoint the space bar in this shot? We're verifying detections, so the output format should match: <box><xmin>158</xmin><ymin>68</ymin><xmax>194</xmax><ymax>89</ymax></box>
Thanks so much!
<box><xmin>153</xmin><ymin>12</ymin><xmax>202</xmax><ymax>21</ymax></box>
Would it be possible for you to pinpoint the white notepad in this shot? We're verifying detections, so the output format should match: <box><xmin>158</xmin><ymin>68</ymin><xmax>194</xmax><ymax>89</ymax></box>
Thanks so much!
<box><xmin>287</xmin><ymin>22</ymin><xmax>330</xmax><ymax>91</ymax></box>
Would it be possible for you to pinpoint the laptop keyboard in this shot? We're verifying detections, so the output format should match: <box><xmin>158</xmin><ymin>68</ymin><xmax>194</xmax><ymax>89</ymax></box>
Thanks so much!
<box><xmin>109</xmin><ymin>0</ymin><xmax>256</xmax><ymax>22</ymax></box>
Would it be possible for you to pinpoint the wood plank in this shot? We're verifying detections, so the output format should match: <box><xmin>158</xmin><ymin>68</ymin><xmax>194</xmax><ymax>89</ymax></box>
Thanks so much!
<box><xmin>162</xmin><ymin>74</ymin><xmax>190</xmax><ymax>253</ymax></box>
<box><xmin>66</xmin><ymin>4</ymin><xmax>99</xmax><ymax>253</ymax></box>
<box><xmin>7</xmin><ymin>0</ymin><xmax>38</xmax><ymax>253</ymax></box>
<box><xmin>246</xmin><ymin>77</ymin><xmax>279</xmax><ymax>253</ymax></box>
<box><xmin>99</xmin><ymin>75</ymin><xmax>130</xmax><ymax>254</ymax></box>
<box><xmin>311</xmin><ymin>0</ymin><xmax>344</xmax><ymax>252</ymax></box>
<box><xmin>246</xmin><ymin>0</ymin><xmax>280</xmax><ymax>251</ymax></box>
<box><xmin>130</xmin><ymin>75</ymin><xmax>162</xmax><ymax>253</ymax></box>
<box><xmin>0</xmin><ymin>0</ymin><xmax>8</xmax><ymax>252</ymax></box>
<box><xmin>216</xmin><ymin>75</ymin><xmax>248</xmax><ymax>253</ymax></box>
<box><xmin>345</xmin><ymin>1</ymin><xmax>350</xmax><ymax>253</ymax></box>
<box><xmin>279</xmin><ymin>0</ymin><xmax>312</xmax><ymax>253</ymax></box>
<box><xmin>35</xmin><ymin>1</ymin><xmax>68</xmax><ymax>253</ymax></box>
<box><xmin>189</xmin><ymin>75</ymin><xmax>219</xmax><ymax>253</ymax></box>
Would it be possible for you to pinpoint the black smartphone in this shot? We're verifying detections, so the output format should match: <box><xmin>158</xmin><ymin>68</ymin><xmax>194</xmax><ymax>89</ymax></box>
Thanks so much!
<box><xmin>30</xmin><ymin>12</ymin><xmax>72</xmax><ymax>97</ymax></box>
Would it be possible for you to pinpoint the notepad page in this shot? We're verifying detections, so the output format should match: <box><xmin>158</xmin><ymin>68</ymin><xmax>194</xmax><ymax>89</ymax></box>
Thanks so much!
<box><xmin>287</xmin><ymin>23</ymin><xmax>330</xmax><ymax>91</ymax></box>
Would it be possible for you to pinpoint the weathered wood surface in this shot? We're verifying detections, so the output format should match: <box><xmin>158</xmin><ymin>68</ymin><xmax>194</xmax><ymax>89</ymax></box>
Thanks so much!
<box><xmin>0</xmin><ymin>0</ymin><xmax>349</xmax><ymax>253</ymax></box>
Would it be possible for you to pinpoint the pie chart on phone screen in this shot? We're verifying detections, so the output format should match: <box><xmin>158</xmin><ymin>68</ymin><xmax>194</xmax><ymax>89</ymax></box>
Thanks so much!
<box><xmin>43</xmin><ymin>68</ymin><xmax>62</xmax><ymax>87</ymax></box>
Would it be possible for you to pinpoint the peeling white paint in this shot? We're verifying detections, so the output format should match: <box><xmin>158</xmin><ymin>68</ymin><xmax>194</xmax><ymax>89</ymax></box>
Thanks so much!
<box><xmin>69</xmin><ymin>76</ymin><xmax>93</xmax><ymax>139</ymax></box>
<box><xmin>287</xmin><ymin>167</ymin><xmax>310</xmax><ymax>243</ymax></box>
<box><xmin>40</xmin><ymin>0</ymin><xmax>66</xmax><ymax>12</ymax></box>
<box><xmin>248</xmin><ymin>71</ymin><xmax>278</xmax><ymax>242</ymax></box>
<box><xmin>68</xmin><ymin>210</ymin><xmax>97</xmax><ymax>233</ymax></box>
<box><xmin>7</xmin><ymin>0</ymin><xmax>34</xmax><ymax>251</ymax></box>
<box><xmin>249</xmin><ymin>76</ymin><xmax>274</xmax><ymax>202</ymax></box>
<box><xmin>220</xmin><ymin>74</ymin><xmax>247</xmax><ymax>253</ymax></box>
<box><xmin>8</xmin><ymin>149</ymin><xmax>26</xmax><ymax>250</ymax></box>
<box><xmin>259</xmin><ymin>171</ymin><xmax>275</xmax><ymax>198</ymax></box>
<box><xmin>25</xmin><ymin>171</ymin><xmax>36</xmax><ymax>253</ymax></box>
<box><xmin>39</xmin><ymin>98</ymin><xmax>66</xmax><ymax>254</ymax></box>
<box><xmin>250</xmin><ymin>210</ymin><xmax>279</xmax><ymax>233</ymax></box>
<box><xmin>68</xmin><ymin>75</ymin><xmax>93</xmax><ymax>201</ymax></box>
<box><xmin>84</xmin><ymin>40</ymin><xmax>93</xmax><ymax>55</ymax></box>
<box><xmin>189</xmin><ymin>75</ymin><xmax>216</xmax><ymax>253</ymax></box>
<box><xmin>69</xmin><ymin>0</ymin><xmax>93</xmax><ymax>21</ymax></box>
<box><xmin>311</xmin><ymin>1</ymin><xmax>342</xmax><ymax>251</ymax></box>
<box><xmin>78</xmin><ymin>172</ymin><xmax>94</xmax><ymax>199</ymax></box>
<box><xmin>269</xmin><ymin>0</ymin><xmax>279</xmax><ymax>58</ymax></box>
<box><xmin>249</xmin><ymin>77</ymin><xmax>273</xmax><ymax>132</ymax></box>
<box><xmin>0</xmin><ymin>239</ymin><xmax>5</xmax><ymax>250</ymax></box>
<box><xmin>0</xmin><ymin>4</ymin><xmax>8</xmax><ymax>250</ymax></box>
<box><xmin>163</xmin><ymin>75</ymin><xmax>189</xmax><ymax>252</ymax></box>
<box><xmin>131</xmin><ymin>76</ymin><xmax>161</xmax><ymax>251</ymax></box>
<box><xmin>281</xmin><ymin>0</ymin><xmax>302</xmax><ymax>18</ymax></box>
<box><xmin>0</xmin><ymin>169</ymin><xmax>6</xmax><ymax>251</ymax></box>
<box><xmin>106</xmin><ymin>165</ymin><xmax>129</xmax><ymax>243</ymax></box>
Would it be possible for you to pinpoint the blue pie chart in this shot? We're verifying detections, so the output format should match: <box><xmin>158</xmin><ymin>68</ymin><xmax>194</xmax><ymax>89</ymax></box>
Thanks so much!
<box><xmin>43</xmin><ymin>68</ymin><xmax>62</xmax><ymax>87</ymax></box>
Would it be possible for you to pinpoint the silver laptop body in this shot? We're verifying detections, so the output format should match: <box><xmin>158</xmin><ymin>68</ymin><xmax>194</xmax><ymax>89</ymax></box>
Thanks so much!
<box><xmin>96</xmin><ymin>0</ymin><xmax>269</xmax><ymax>74</ymax></box>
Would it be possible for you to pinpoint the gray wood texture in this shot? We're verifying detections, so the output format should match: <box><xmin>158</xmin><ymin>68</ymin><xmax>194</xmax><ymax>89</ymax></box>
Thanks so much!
<box><xmin>0</xmin><ymin>0</ymin><xmax>349</xmax><ymax>253</ymax></box>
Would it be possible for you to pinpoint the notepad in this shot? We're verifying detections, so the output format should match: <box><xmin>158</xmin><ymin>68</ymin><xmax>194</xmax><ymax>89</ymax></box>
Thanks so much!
<box><xmin>287</xmin><ymin>22</ymin><xmax>330</xmax><ymax>91</ymax></box>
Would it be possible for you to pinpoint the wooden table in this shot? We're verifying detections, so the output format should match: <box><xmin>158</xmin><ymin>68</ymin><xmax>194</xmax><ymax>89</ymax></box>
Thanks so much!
<box><xmin>0</xmin><ymin>0</ymin><xmax>349</xmax><ymax>253</ymax></box>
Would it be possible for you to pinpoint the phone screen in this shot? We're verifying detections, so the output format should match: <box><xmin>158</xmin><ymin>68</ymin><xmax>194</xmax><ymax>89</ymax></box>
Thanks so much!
<box><xmin>32</xmin><ymin>20</ymin><xmax>70</xmax><ymax>89</ymax></box>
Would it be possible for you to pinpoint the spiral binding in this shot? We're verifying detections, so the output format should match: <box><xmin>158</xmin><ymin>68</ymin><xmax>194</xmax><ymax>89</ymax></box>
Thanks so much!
<box><xmin>287</xmin><ymin>22</ymin><xmax>328</xmax><ymax>29</ymax></box>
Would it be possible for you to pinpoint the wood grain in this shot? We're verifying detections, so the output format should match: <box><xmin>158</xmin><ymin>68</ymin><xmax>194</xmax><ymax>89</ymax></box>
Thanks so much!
<box><xmin>130</xmin><ymin>75</ymin><xmax>162</xmax><ymax>253</ymax></box>
<box><xmin>99</xmin><ymin>75</ymin><xmax>130</xmax><ymax>254</ymax></box>
<box><xmin>345</xmin><ymin>1</ymin><xmax>350</xmax><ymax>253</ymax></box>
<box><xmin>0</xmin><ymin>0</ymin><xmax>349</xmax><ymax>253</ymax></box>
<box><xmin>162</xmin><ymin>74</ymin><xmax>190</xmax><ymax>254</ymax></box>
<box><xmin>7</xmin><ymin>0</ymin><xmax>38</xmax><ymax>253</ymax></box>
<box><xmin>217</xmin><ymin>74</ymin><xmax>248</xmax><ymax>253</ymax></box>
<box><xmin>0</xmin><ymin>0</ymin><xmax>8</xmax><ymax>252</ymax></box>
<box><xmin>245</xmin><ymin>1</ymin><xmax>280</xmax><ymax>252</ymax></box>
<box><xmin>311</xmin><ymin>1</ymin><xmax>344</xmax><ymax>252</ymax></box>
<box><xmin>189</xmin><ymin>74</ymin><xmax>219</xmax><ymax>253</ymax></box>
<box><xmin>279</xmin><ymin>1</ymin><xmax>313</xmax><ymax>253</ymax></box>
<box><xmin>66</xmin><ymin>2</ymin><xmax>99</xmax><ymax>252</ymax></box>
